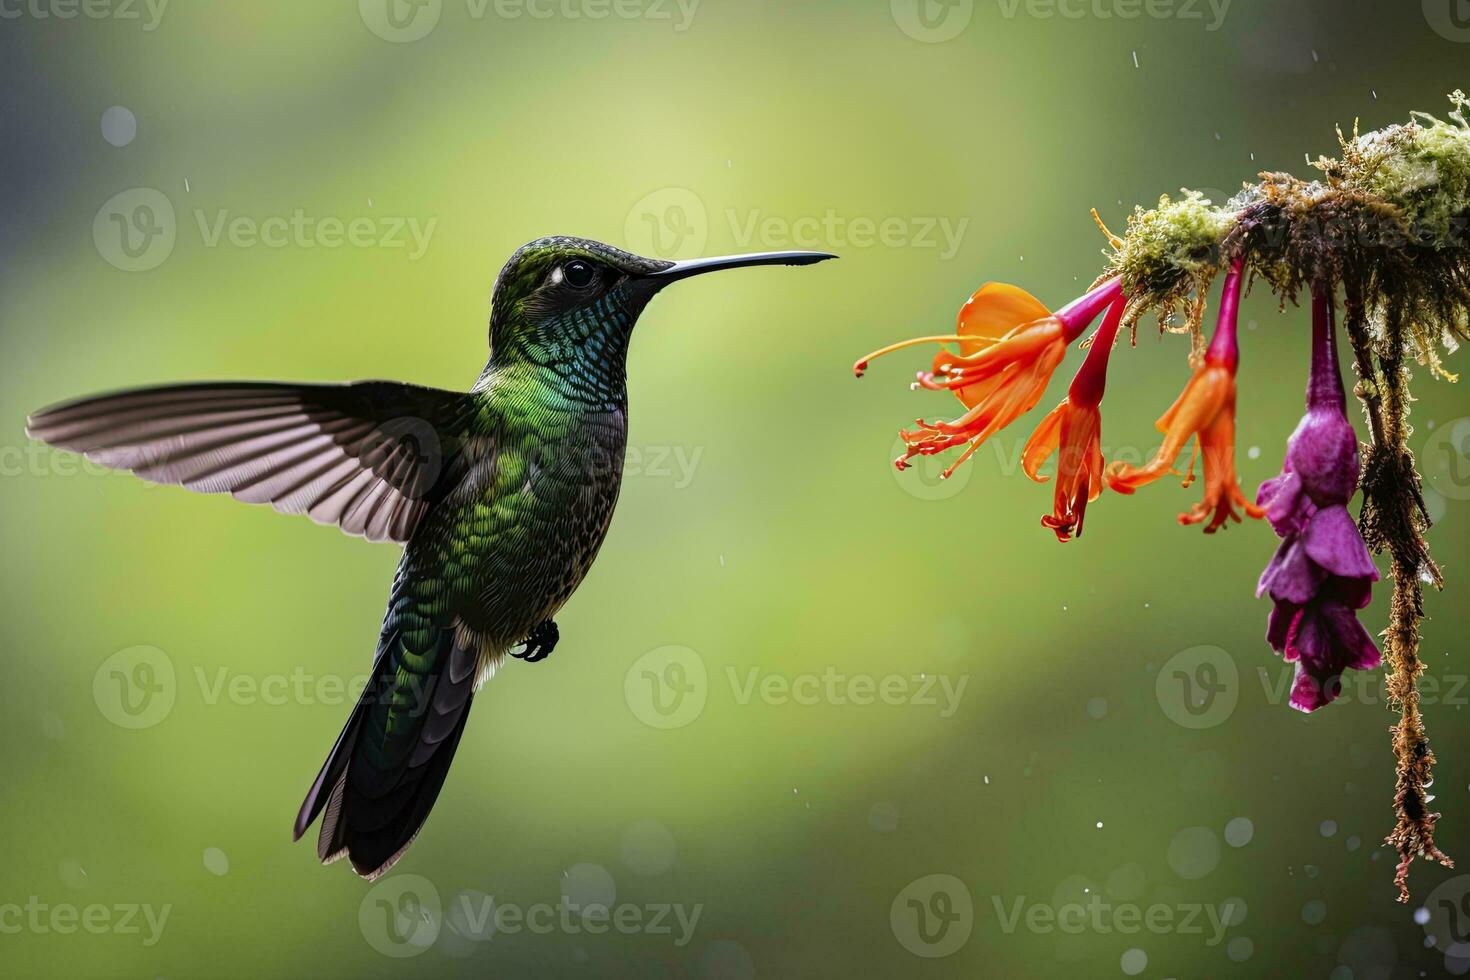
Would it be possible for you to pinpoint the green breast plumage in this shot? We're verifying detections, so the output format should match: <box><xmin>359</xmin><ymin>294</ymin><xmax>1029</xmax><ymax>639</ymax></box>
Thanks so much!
<box><xmin>398</xmin><ymin>365</ymin><xmax>630</xmax><ymax>650</ymax></box>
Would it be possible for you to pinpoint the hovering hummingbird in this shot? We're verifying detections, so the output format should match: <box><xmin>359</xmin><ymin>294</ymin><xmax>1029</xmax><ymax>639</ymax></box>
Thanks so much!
<box><xmin>26</xmin><ymin>237</ymin><xmax>834</xmax><ymax>879</ymax></box>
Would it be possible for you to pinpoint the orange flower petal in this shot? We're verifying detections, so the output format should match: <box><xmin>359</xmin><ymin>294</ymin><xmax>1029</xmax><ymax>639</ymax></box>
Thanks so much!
<box><xmin>1021</xmin><ymin>400</ymin><xmax>1068</xmax><ymax>483</ymax></box>
<box><xmin>956</xmin><ymin>283</ymin><xmax>1052</xmax><ymax>357</ymax></box>
<box><xmin>1105</xmin><ymin>364</ymin><xmax>1234</xmax><ymax>493</ymax></box>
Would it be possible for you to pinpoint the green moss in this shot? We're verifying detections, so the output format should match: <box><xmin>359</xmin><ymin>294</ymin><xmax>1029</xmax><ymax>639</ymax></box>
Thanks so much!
<box><xmin>1095</xmin><ymin>92</ymin><xmax>1470</xmax><ymax>360</ymax></box>
<box><xmin>1109</xmin><ymin>190</ymin><xmax>1233</xmax><ymax>286</ymax></box>
<box><xmin>1101</xmin><ymin>190</ymin><xmax>1233</xmax><ymax>349</ymax></box>
<box><xmin>1351</xmin><ymin>98</ymin><xmax>1470</xmax><ymax>246</ymax></box>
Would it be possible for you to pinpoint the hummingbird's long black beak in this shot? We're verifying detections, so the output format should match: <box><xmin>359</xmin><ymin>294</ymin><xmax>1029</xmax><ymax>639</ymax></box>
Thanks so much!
<box><xmin>646</xmin><ymin>250</ymin><xmax>837</xmax><ymax>283</ymax></box>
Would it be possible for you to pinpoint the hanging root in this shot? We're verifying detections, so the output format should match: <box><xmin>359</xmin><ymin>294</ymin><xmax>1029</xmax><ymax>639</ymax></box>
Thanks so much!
<box><xmin>1342</xmin><ymin>283</ymin><xmax>1454</xmax><ymax>902</ymax></box>
<box><xmin>1382</xmin><ymin>556</ymin><xmax>1453</xmax><ymax>903</ymax></box>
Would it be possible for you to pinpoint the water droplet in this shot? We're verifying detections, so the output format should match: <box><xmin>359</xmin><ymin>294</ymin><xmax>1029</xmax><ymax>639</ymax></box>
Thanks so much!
<box><xmin>1320</xmin><ymin>820</ymin><xmax>1338</xmax><ymax>838</ymax></box>
<box><xmin>1087</xmin><ymin>697</ymin><xmax>1108</xmax><ymax>719</ymax></box>
<box><xmin>1167</xmin><ymin>826</ymin><xmax>1221</xmax><ymax>879</ymax></box>
<box><xmin>1224</xmin><ymin>817</ymin><xmax>1254</xmax><ymax>847</ymax></box>
<box><xmin>101</xmin><ymin>106</ymin><xmax>136</xmax><ymax>147</ymax></box>
<box><xmin>203</xmin><ymin>846</ymin><xmax>229</xmax><ymax>876</ymax></box>
<box><xmin>1303</xmin><ymin>899</ymin><xmax>1327</xmax><ymax>924</ymax></box>
<box><xmin>1120</xmin><ymin>948</ymin><xmax>1147</xmax><ymax>975</ymax></box>
<box><xmin>560</xmin><ymin>863</ymin><xmax>616</xmax><ymax>913</ymax></box>
<box><xmin>621</xmin><ymin>820</ymin><xmax>677</xmax><ymax>875</ymax></box>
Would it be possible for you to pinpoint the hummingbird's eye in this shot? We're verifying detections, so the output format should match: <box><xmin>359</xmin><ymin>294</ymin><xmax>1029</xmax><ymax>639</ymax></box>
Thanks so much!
<box><xmin>561</xmin><ymin>260</ymin><xmax>597</xmax><ymax>290</ymax></box>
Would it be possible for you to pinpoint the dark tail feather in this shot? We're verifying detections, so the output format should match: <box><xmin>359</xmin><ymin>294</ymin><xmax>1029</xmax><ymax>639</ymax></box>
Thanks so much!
<box><xmin>293</xmin><ymin>624</ymin><xmax>481</xmax><ymax>880</ymax></box>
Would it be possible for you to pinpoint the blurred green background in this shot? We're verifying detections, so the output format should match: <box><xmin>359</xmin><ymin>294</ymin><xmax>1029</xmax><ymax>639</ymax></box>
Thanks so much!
<box><xmin>3</xmin><ymin>1</ymin><xmax>1470</xmax><ymax>976</ymax></box>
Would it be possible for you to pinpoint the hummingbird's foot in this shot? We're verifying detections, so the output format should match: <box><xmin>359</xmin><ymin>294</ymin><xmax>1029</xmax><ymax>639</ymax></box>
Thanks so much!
<box><xmin>511</xmin><ymin>619</ymin><xmax>559</xmax><ymax>663</ymax></box>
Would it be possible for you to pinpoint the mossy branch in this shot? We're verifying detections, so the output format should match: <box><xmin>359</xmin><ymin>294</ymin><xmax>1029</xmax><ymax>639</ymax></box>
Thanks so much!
<box><xmin>1096</xmin><ymin>91</ymin><xmax>1470</xmax><ymax>901</ymax></box>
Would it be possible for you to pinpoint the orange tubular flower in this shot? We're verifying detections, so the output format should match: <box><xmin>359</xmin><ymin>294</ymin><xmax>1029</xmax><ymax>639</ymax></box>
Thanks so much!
<box><xmin>1104</xmin><ymin>260</ymin><xmax>1264</xmax><ymax>532</ymax></box>
<box><xmin>854</xmin><ymin>277</ymin><xmax>1124</xmax><ymax>479</ymax></box>
<box><xmin>1021</xmin><ymin>294</ymin><xmax>1127</xmax><ymax>542</ymax></box>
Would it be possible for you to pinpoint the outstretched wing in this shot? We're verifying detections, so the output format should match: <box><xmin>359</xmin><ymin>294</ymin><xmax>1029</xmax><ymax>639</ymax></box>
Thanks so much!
<box><xmin>26</xmin><ymin>381</ymin><xmax>476</xmax><ymax>543</ymax></box>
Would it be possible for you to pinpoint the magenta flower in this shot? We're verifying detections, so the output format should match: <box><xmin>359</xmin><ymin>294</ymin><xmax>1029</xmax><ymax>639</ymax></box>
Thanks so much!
<box><xmin>1255</xmin><ymin>287</ymin><xmax>1381</xmax><ymax>711</ymax></box>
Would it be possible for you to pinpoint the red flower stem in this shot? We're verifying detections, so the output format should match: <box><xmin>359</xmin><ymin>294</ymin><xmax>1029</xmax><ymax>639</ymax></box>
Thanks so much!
<box><xmin>1056</xmin><ymin>277</ymin><xmax>1124</xmax><ymax>341</ymax></box>
<box><xmin>1068</xmin><ymin>297</ymin><xmax>1126</xmax><ymax>407</ymax></box>
<box><xmin>1308</xmin><ymin>286</ymin><xmax>1347</xmax><ymax>412</ymax></box>
<box><xmin>1205</xmin><ymin>260</ymin><xmax>1243</xmax><ymax>369</ymax></box>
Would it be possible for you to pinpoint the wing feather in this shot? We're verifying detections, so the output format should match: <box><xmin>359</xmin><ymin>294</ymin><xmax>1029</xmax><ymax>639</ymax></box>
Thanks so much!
<box><xmin>26</xmin><ymin>381</ymin><xmax>474</xmax><ymax>543</ymax></box>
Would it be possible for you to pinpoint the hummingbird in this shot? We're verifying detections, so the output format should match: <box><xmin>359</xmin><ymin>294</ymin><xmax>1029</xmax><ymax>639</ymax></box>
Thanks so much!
<box><xmin>26</xmin><ymin>237</ymin><xmax>834</xmax><ymax>880</ymax></box>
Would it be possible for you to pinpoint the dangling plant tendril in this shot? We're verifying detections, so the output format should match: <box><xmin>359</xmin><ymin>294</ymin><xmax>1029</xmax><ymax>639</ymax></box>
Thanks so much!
<box><xmin>857</xmin><ymin>91</ymin><xmax>1470</xmax><ymax>900</ymax></box>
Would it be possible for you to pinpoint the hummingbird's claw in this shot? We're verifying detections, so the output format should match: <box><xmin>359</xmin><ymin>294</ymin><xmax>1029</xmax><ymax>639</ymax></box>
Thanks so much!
<box><xmin>511</xmin><ymin>619</ymin><xmax>559</xmax><ymax>663</ymax></box>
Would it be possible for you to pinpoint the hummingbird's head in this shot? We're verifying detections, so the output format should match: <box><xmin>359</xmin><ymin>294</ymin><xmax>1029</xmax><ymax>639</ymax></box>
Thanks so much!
<box><xmin>485</xmin><ymin>236</ymin><xmax>834</xmax><ymax>377</ymax></box>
